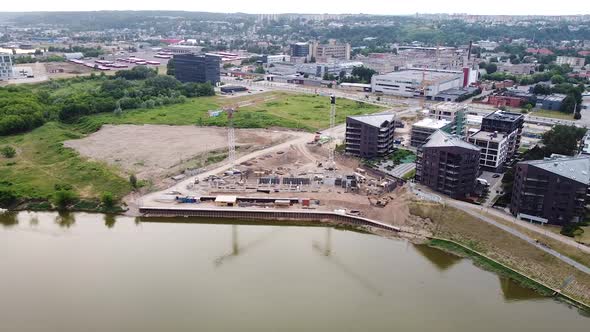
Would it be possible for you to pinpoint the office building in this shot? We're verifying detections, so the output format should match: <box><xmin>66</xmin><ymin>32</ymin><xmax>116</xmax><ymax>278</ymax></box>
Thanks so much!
<box><xmin>427</xmin><ymin>102</ymin><xmax>467</xmax><ymax>136</ymax></box>
<box><xmin>497</xmin><ymin>63</ymin><xmax>536</xmax><ymax>75</ymax></box>
<box><xmin>556</xmin><ymin>56</ymin><xmax>586</xmax><ymax>68</ymax></box>
<box><xmin>510</xmin><ymin>156</ymin><xmax>590</xmax><ymax>225</ymax></box>
<box><xmin>481</xmin><ymin>111</ymin><xmax>524</xmax><ymax>161</ymax></box>
<box><xmin>410</xmin><ymin>118</ymin><xmax>453</xmax><ymax>147</ymax></box>
<box><xmin>416</xmin><ymin>130</ymin><xmax>480</xmax><ymax>198</ymax></box>
<box><xmin>290</xmin><ymin>42</ymin><xmax>310</xmax><ymax>58</ymax></box>
<box><xmin>262</xmin><ymin>54</ymin><xmax>291</xmax><ymax>64</ymax></box>
<box><xmin>296</xmin><ymin>61</ymin><xmax>363</xmax><ymax>78</ymax></box>
<box><xmin>173</xmin><ymin>54</ymin><xmax>220</xmax><ymax>84</ymax></box>
<box><xmin>371</xmin><ymin>69</ymin><xmax>467</xmax><ymax>98</ymax></box>
<box><xmin>345</xmin><ymin>114</ymin><xmax>396</xmax><ymax>158</ymax></box>
<box><xmin>468</xmin><ymin>130</ymin><xmax>510</xmax><ymax>171</ymax></box>
<box><xmin>0</xmin><ymin>53</ymin><xmax>12</xmax><ymax>81</ymax></box>
<box><xmin>541</xmin><ymin>94</ymin><xmax>567</xmax><ymax>111</ymax></box>
<box><xmin>311</xmin><ymin>40</ymin><xmax>351</xmax><ymax>62</ymax></box>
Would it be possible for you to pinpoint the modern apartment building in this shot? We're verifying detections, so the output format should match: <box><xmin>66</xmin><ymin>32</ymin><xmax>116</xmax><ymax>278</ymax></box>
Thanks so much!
<box><xmin>173</xmin><ymin>53</ymin><xmax>221</xmax><ymax>84</ymax></box>
<box><xmin>480</xmin><ymin>110</ymin><xmax>524</xmax><ymax>161</ymax></box>
<box><xmin>468</xmin><ymin>130</ymin><xmax>510</xmax><ymax>171</ymax></box>
<box><xmin>416</xmin><ymin>130</ymin><xmax>481</xmax><ymax>198</ymax></box>
<box><xmin>427</xmin><ymin>102</ymin><xmax>467</xmax><ymax>136</ymax></box>
<box><xmin>0</xmin><ymin>53</ymin><xmax>13</xmax><ymax>81</ymax></box>
<box><xmin>345</xmin><ymin>114</ymin><xmax>396</xmax><ymax>158</ymax></box>
<box><xmin>510</xmin><ymin>156</ymin><xmax>590</xmax><ymax>225</ymax></box>
<box><xmin>311</xmin><ymin>40</ymin><xmax>351</xmax><ymax>62</ymax></box>
<box><xmin>410</xmin><ymin>118</ymin><xmax>452</xmax><ymax>147</ymax></box>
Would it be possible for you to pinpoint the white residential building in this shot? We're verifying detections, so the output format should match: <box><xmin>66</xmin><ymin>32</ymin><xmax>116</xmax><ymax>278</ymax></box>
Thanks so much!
<box><xmin>468</xmin><ymin>130</ymin><xmax>513</xmax><ymax>171</ymax></box>
<box><xmin>0</xmin><ymin>53</ymin><xmax>13</xmax><ymax>81</ymax></box>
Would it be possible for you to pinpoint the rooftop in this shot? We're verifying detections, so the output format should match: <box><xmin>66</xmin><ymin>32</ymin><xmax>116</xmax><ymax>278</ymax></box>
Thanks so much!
<box><xmin>374</xmin><ymin>69</ymin><xmax>462</xmax><ymax>83</ymax></box>
<box><xmin>423</xmin><ymin>130</ymin><xmax>480</xmax><ymax>151</ymax></box>
<box><xmin>543</xmin><ymin>94</ymin><xmax>568</xmax><ymax>102</ymax></box>
<box><xmin>348</xmin><ymin>113</ymin><xmax>396</xmax><ymax>128</ymax></box>
<box><xmin>484</xmin><ymin>110</ymin><xmax>524</xmax><ymax>122</ymax></box>
<box><xmin>470</xmin><ymin>130</ymin><xmax>508</xmax><ymax>143</ymax></box>
<box><xmin>413</xmin><ymin>118</ymin><xmax>451</xmax><ymax>130</ymax></box>
<box><xmin>522</xmin><ymin>156</ymin><xmax>590</xmax><ymax>185</ymax></box>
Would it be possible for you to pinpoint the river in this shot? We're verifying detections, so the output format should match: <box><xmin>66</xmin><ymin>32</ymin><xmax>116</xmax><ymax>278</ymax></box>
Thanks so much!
<box><xmin>0</xmin><ymin>211</ymin><xmax>587</xmax><ymax>331</ymax></box>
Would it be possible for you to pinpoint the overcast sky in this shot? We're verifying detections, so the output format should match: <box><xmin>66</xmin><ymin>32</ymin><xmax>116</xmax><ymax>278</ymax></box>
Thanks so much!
<box><xmin>1</xmin><ymin>0</ymin><xmax>588</xmax><ymax>16</ymax></box>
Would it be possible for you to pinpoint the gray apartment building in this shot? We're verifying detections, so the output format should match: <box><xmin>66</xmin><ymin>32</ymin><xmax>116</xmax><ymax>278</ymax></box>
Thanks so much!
<box><xmin>345</xmin><ymin>114</ymin><xmax>396</xmax><ymax>158</ymax></box>
<box><xmin>481</xmin><ymin>110</ymin><xmax>524</xmax><ymax>161</ymax></box>
<box><xmin>173</xmin><ymin>53</ymin><xmax>220</xmax><ymax>84</ymax></box>
<box><xmin>415</xmin><ymin>130</ymin><xmax>481</xmax><ymax>198</ymax></box>
<box><xmin>510</xmin><ymin>156</ymin><xmax>590</xmax><ymax>225</ymax></box>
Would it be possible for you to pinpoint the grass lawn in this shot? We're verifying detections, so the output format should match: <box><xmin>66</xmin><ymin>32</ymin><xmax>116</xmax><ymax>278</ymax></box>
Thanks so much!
<box><xmin>532</xmin><ymin>109</ymin><xmax>576</xmax><ymax>120</ymax></box>
<box><xmin>80</xmin><ymin>92</ymin><xmax>383</xmax><ymax>133</ymax></box>
<box><xmin>0</xmin><ymin>122</ymin><xmax>131</xmax><ymax>204</ymax></box>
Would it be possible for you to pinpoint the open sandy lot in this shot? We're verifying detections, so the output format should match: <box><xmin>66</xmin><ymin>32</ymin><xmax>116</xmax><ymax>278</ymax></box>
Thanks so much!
<box><xmin>64</xmin><ymin>124</ymin><xmax>301</xmax><ymax>181</ymax></box>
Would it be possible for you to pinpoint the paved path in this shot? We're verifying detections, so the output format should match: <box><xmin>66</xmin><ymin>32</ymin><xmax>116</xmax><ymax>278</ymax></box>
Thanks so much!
<box><xmin>449</xmin><ymin>202</ymin><xmax>590</xmax><ymax>275</ymax></box>
<box><xmin>410</xmin><ymin>184</ymin><xmax>590</xmax><ymax>274</ymax></box>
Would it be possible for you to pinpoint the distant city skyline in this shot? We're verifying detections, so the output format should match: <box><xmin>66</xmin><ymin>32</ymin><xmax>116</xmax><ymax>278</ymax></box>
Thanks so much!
<box><xmin>1</xmin><ymin>1</ymin><xmax>589</xmax><ymax>16</ymax></box>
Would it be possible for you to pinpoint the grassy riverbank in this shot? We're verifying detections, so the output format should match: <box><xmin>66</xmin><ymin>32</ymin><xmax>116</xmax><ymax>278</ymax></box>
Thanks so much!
<box><xmin>410</xmin><ymin>202</ymin><xmax>590</xmax><ymax>307</ymax></box>
<box><xmin>428</xmin><ymin>238</ymin><xmax>554</xmax><ymax>296</ymax></box>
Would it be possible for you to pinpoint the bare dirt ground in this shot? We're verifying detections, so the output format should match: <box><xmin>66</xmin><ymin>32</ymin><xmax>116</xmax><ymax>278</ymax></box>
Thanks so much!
<box><xmin>64</xmin><ymin>124</ymin><xmax>299</xmax><ymax>181</ymax></box>
<box><xmin>44</xmin><ymin>62</ymin><xmax>95</xmax><ymax>79</ymax></box>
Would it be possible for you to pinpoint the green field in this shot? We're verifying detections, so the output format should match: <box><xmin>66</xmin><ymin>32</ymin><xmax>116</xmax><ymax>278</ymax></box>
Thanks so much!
<box><xmin>0</xmin><ymin>122</ymin><xmax>131</xmax><ymax>207</ymax></box>
<box><xmin>81</xmin><ymin>92</ymin><xmax>382</xmax><ymax>133</ymax></box>
<box><xmin>532</xmin><ymin>109</ymin><xmax>577</xmax><ymax>120</ymax></box>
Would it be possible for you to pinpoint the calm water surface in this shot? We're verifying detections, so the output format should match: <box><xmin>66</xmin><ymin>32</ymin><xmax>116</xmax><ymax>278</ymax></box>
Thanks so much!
<box><xmin>0</xmin><ymin>211</ymin><xmax>588</xmax><ymax>331</ymax></box>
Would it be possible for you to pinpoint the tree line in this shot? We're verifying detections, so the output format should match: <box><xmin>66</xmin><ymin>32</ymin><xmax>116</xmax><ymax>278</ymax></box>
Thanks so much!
<box><xmin>0</xmin><ymin>66</ymin><xmax>215</xmax><ymax>136</ymax></box>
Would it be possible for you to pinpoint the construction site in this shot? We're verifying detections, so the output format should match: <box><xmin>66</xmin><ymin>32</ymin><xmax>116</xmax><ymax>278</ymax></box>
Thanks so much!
<box><xmin>137</xmin><ymin>94</ymin><xmax>412</xmax><ymax>227</ymax></box>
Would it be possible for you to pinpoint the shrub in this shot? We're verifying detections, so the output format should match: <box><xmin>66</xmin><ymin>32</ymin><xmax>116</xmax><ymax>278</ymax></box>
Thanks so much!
<box><xmin>101</xmin><ymin>192</ymin><xmax>115</xmax><ymax>208</ymax></box>
<box><xmin>53</xmin><ymin>190</ymin><xmax>78</xmax><ymax>210</ymax></box>
<box><xmin>1</xmin><ymin>146</ymin><xmax>16</xmax><ymax>158</ymax></box>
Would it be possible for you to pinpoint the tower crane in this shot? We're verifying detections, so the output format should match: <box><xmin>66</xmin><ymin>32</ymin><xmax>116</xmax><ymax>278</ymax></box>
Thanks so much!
<box><xmin>327</xmin><ymin>94</ymin><xmax>337</xmax><ymax>170</ymax></box>
<box><xmin>418</xmin><ymin>71</ymin><xmax>434</xmax><ymax>111</ymax></box>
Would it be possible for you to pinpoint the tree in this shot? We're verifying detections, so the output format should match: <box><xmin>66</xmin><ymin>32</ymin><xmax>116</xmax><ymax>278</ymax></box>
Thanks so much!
<box><xmin>574</xmin><ymin>112</ymin><xmax>582</xmax><ymax>120</ymax></box>
<box><xmin>101</xmin><ymin>192</ymin><xmax>115</xmax><ymax>209</ymax></box>
<box><xmin>541</xmin><ymin>125</ymin><xmax>587</xmax><ymax>156</ymax></box>
<box><xmin>0</xmin><ymin>189</ymin><xmax>16</xmax><ymax>207</ymax></box>
<box><xmin>551</xmin><ymin>74</ymin><xmax>565</xmax><ymax>84</ymax></box>
<box><xmin>532</xmin><ymin>84</ymin><xmax>551</xmax><ymax>95</ymax></box>
<box><xmin>486</xmin><ymin>63</ymin><xmax>497</xmax><ymax>74</ymax></box>
<box><xmin>129</xmin><ymin>174</ymin><xmax>138</xmax><ymax>189</ymax></box>
<box><xmin>254</xmin><ymin>65</ymin><xmax>265</xmax><ymax>74</ymax></box>
<box><xmin>0</xmin><ymin>146</ymin><xmax>16</xmax><ymax>158</ymax></box>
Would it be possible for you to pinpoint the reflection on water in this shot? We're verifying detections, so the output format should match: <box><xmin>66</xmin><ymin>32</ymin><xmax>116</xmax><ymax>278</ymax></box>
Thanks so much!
<box><xmin>499</xmin><ymin>276</ymin><xmax>547</xmax><ymax>302</ymax></box>
<box><xmin>104</xmin><ymin>214</ymin><xmax>117</xmax><ymax>228</ymax></box>
<box><xmin>55</xmin><ymin>211</ymin><xmax>76</xmax><ymax>228</ymax></box>
<box><xmin>0</xmin><ymin>211</ymin><xmax>588</xmax><ymax>332</ymax></box>
<box><xmin>0</xmin><ymin>212</ymin><xmax>18</xmax><ymax>228</ymax></box>
<box><xmin>413</xmin><ymin>244</ymin><xmax>463</xmax><ymax>271</ymax></box>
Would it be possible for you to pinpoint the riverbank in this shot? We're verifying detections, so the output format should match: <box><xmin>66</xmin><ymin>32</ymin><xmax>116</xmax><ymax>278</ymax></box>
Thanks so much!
<box><xmin>429</xmin><ymin>238</ymin><xmax>590</xmax><ymax>313</ymax></box>
<box><xmin>410</xmin><ymin>201</ymin><xmax>590</xmax><ymax>309</ymax></box>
